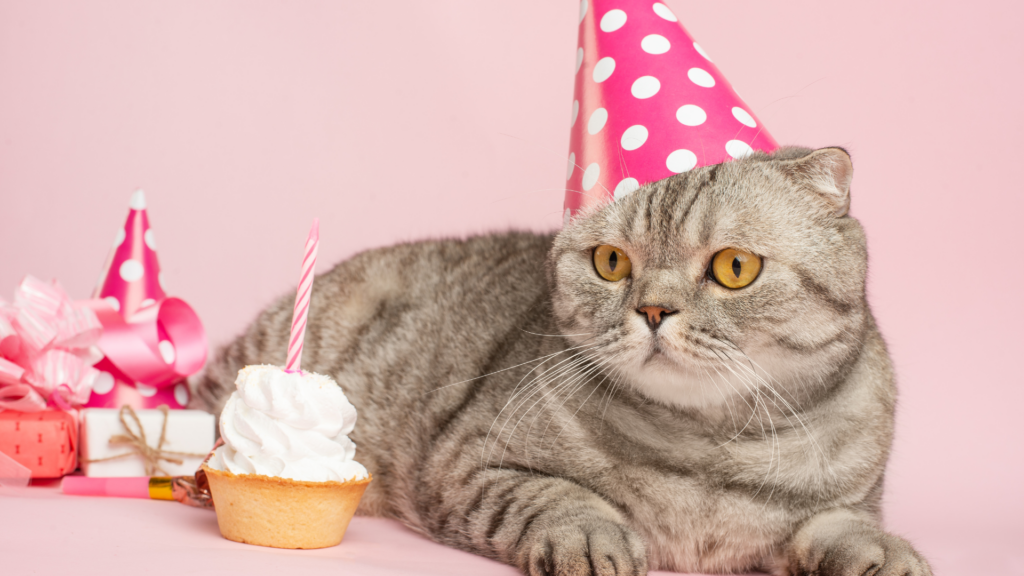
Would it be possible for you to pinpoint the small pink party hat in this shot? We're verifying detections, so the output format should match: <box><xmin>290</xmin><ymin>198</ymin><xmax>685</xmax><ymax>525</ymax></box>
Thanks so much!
<box><xmin>93</xmin><ymin>189</ymin><xmax>167</xmax><ymax>316</ymax></box>
<box><xmin>565</xmin><ymin>0</ymin><xmax>778</xmax><ymax>219</ymax></box>
<box><xmin>88</xmin><ymin>189</ymin><xmax>207</xmax><ymax>410</ymax></box>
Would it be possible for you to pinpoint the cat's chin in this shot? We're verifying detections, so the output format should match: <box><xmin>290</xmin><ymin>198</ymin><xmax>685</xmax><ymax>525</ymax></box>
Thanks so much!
<box><xmin>619</xmin><ymin>355</ymin><xmax>739</xmax><ymax>411</ymax></box>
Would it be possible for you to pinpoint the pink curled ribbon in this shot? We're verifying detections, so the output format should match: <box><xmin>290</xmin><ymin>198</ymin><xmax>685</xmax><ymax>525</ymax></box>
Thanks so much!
<box><xmin>83</xmin><ymin>297</ymin><xmax>206</xmax><ymax>393</ymax></box>
<box><xmin>0</xmin><ymin>276</ymin><xmax>104</xmax><ymax>411</ymax></box>
<box><xmin>0</xmin><ymin>275</ymin><xmax>206</xmax><ymax>412</ymax></box>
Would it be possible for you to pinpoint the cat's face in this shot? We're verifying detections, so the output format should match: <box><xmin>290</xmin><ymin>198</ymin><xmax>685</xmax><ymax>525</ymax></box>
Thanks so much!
<box><xmin>549</xmin><ymin>147</ymin><xmax>870</xmax><ymax>411</ymax></box>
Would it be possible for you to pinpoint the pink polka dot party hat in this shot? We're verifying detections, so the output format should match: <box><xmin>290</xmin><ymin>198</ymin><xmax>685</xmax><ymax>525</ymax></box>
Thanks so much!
<box><xmin>86</xmin><ymin>189</ymin><xmax>207</xmax><ymax>410</ymax></box>
<box><xmin>93</xmin><ymin>189</ymin><xmax>167</xmax><ymax>316</ymax></box>
<box><xmin>565</xmin><ymin>0</ymin><xmax>779</xmax><ymax>220</ymax></box>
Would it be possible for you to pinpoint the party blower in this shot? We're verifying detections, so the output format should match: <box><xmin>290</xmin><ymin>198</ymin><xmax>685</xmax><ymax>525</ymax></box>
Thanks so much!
<box><xmin>61</xmin><ymin>474</ymin><xmax>214</xmax><ymax>508</ymax></box>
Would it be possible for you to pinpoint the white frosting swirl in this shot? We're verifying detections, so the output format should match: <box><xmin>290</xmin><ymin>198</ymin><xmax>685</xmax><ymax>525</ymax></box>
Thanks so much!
<box><xmin>208</xmin><ymin>365</ymin><xmax>368</xmax><ymax>482</ymax></box>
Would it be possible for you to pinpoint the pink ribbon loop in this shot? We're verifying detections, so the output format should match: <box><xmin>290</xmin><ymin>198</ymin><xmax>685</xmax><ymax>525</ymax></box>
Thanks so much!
<box><xmin>0</xmin><ymin>275</ymin><xmax>207</xmax><ymax>412</ymax></box>
<box><xmin>0</xmin><ymin>383</ymin><xmax>48</xmax><ymax>412</ymax></box>
<box><xmin>0</xmin><ymin>276</ymin><xmax>104</xmax><ymax>411</ymax></box>
<box><xmin>0</xmin><ymin>275</ymin><xmax>208</xmax><ymax>412</ymax></box>
<box><xmin>84</xmin><ymin>297</ymin><xmax>207</xmax><ymax>391</ymax></box>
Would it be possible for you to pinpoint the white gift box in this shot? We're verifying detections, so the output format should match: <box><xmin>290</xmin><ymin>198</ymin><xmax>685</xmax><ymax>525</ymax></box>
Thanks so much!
<box><xmin>79</xmin><ymin>408</ymin><xmax>215</xmax><ymax>477</ymax></box>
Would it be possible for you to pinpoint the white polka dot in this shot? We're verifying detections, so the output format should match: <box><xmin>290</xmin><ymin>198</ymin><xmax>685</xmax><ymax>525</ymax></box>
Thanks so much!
<box><xmin>575</xmin><ymin>47</ymin><xmax>584</xmax><ymax>74</ymax></box>
<box><xmin>620</xmin><ymin>125</ymin><xmax>649</xmax><ymax>151</ymax></box>
<box><xmin>592</xmin><ymin>57</ymin><xmax>616</xmax><ymax>83</ymax></box>
<box><xmin>144</xmin><ymin>229</ymin><xmax>157</xmax><ymax>250</ymax></box>
<box><xmin>600</xmin><ymin>9</ymin><xmax>627</xmax><ymax>32</ymax></box>
<box><xmin>103</xmin><ymin>296</ymin><xmax>121</xmax><ymax>313</ymax></box>
<box><xmin>652</xmin><ymin>2</ymin><xmax>678</xmax><ymax>21</ymax></box>
<box><xmin>567</xmin><ymin>153</ymin><xmax>576</xmax><ymax>180</ymax></box>
<box><xmin>641</xmin><ymin>34</ymin><xmax>670</xmax><ymax>54</ymax></box>
<box><xmin>688</xmin><ymin>68</ymin><xmax>715</xmax><ymax>88</ymax></box>
<box><xmin>113</xmin><ymin>228</ymin><xmax>126</xmax><ymax>248</ymax></box>
<box><xmin>614</xmin><ymin>178</ymin><xmax>640</xmax><ymax>199</ymax></box>
<box><xmin>174</xmin><ymin>383</ymin><xmax>189</xmax><ymax>407</ymax></box>
<box><xmin>159</xmin><ymin>340</ymin><xmax>176</xmax><ymax>365</ymax></box>
<box><xmin>676</xmin><ymin>104</ymin><xmax>707</xmax><ymax>126</ymax></box>
<box><xmin>129</xmin><ymin>189</ymin><xmax>146</xmax><ymax>210</ymax></box>
<box><xmin>563</xmin><ymin>208</ymin><xmax>572</xmax><ymax>227</ymax></box>
<box><xmin>588</xmin><ymin>108</ymin><xmax>608</xmax><ymax>135</ymax></box>
<box><xmin>582</xmin><ymin>163</ymin><xmax>601</xmax><ymax>191</ymax></box>
<box><xmin>136</xmin><ymin>382</ymin><xmax>157</xmax><ymax>397</ymax></box>
<box><xmin>693</xmin><ymin>42</ymin><xmax>712</xmax><ymax>62</ymax></box>
<box><xmin>631</xmin><ymin>76</ymin><xmax>661</xmax><ymax>99</ymax></box>
<box><xmin>732</xmin><ymin>107</ymin><xmax>757</xmax><ymax>128</ymax></box>
<box><xmin>571</xmin><ymin>100</ymin><xmax>579</xmax><ymax>127</ymax></box>
<box><xmin>140</xmin><ymin>298</ymin><xmax>156</xmax><ymax>309</ymax></box>
<box><xmin>666</xmin><ymin>149</ymin><xmax>698</xmax><ymax>173</ymax></box>
<box><xmin>119</xmin><ymin>260</ymin><xmax>144</xmax><ymax>282</ymax></box>
<box><xmin>92</xmin><ymin>371</ymin><xmax>115</xmax><ymax>395</ymax></box>
<box><xmin>579</xmin><ymin>0</ymin><xmax>588</xmax><ymax>23</ymax></box>
<box><xmin>726</xmin><ymin>140</ymin><xmax>755</xmax><ymax>159</ymax></box>
<box><xmin>159</xmin><ymin>272</ymin><xmax>166</xmax><ymax>290</ymax></box>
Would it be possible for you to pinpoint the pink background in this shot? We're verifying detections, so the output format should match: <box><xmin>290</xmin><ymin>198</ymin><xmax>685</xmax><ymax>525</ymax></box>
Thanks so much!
<box><xmin>0</xmin><ymin>1</ymin><xmax>1021</xmax><ymax>574</ymax></box>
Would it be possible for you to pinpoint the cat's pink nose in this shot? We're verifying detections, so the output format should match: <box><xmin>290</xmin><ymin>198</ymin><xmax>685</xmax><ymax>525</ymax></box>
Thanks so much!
<box><xmin>637</xmin><ymin>306</ymin><xmax>675</xmax><ymax>330</ymax></box>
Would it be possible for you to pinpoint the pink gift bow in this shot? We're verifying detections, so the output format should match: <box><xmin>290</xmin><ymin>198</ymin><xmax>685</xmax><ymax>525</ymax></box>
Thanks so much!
<box><xmin>0</xmin><ymin>276</ymin><xmax>206</xmax><ymax>412</ymax></box>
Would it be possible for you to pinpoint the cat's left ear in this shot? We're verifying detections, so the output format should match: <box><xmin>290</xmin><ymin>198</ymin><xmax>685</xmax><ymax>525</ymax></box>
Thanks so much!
<box><xmin>783</xmin><ymin>147</ymin><xmax>853</xmax><ymax>217</ymax></box>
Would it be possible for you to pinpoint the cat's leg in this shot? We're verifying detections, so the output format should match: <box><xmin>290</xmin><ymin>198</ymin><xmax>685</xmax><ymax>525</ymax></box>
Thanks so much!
<box><xmin>426</xmin><ymin>468</ymin><xmax>647</xmax><ymax>576</ymax></box>
<box><xmin>777</xmin><ymin>509</ymin><xmax>931</xmax><ymax>576</ymax></box>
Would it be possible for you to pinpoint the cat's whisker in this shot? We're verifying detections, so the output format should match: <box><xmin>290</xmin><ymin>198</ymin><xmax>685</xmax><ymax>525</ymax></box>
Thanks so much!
<box><xmin>713</xmin><ymin>339</ymin><xmax>838</xmax><ymax>484</ymax></box>
<box><xmin>482</xmin><ymin>344</ymin><xmax>606</xmax><ymax>466</ymax></box>
<box><xmin>520</xmin><ymin>329</ymin><xmax>594</xmax><ymax>338</ymax></box>
<box><xmin>551</xmin><ymin>353</ymin><xmax>625</xmax><ymax>446</ymax></box>
<box><xmin>532</xmin><ymin>358</ymin><xmax>605</xmax><ymax>440</ymax></box>
<box><xmin>501</xmin><ymin>343</ymin><xmax>602</xmax><ymax>410</ymax></box>
<box><xmin>715</xmin><ymin>355</ymin><xmax>772</xmax><ymax>449</ymax></box>
<box><xmin>525</xmin><ymin>359</ymin><xmax>608</xmax><ymax>458</ymax></box>
<box><xmin>713</xmin><ymin>343</ymin><xmax>830</xmax><ymax>508</ymax></box>
<box><xmin>482</xmin><ymin>347</ymin><xmax>595</xmax><ymax>464</ymax></box>
<box><xmin>484</xmin><ymin>350</ymin><xmax>596</xmax><ymax>461</ymax></box>
<box><xmin>540</xmin><ymin>352</ymin><xmax>621</xmax><ymax>444</ymax></box>
<box><xmin>599</xmin><ymin>359</ymin><xmax>629</xmax><ymax>421</ymax></box>
<box><xmin>428</xmin><ymin>339</ymin><xmax>601</xmax><ymax>394</ymax></box>
<box><xmin>706</xmin><ymin>349</ymin><xmax>763</xmax><ymax>441</ymax></box>
<box><xmin>486</xmin><ymin>349</ymin><xmax>601</xmax><ymax>467</ymax></box>
<box><xmin>500</xmin><ymin>352</ymin><xmax>606</xmax><ymax>469</ymax></box>
<box><xmin>522</xmin><ymin>351</ymin><xmax>614</xmax><ymax>452</ymax></box>
<box><xmin>699</xmin><ymin>366</ymin><xmax>740</xmax><ymax>435</ymax></box>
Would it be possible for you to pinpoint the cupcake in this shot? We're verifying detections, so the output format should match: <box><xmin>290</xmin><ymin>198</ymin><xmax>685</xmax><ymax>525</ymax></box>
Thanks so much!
<box><xmin>203</xmin><ymin>365</ymin><xmax>371</xmax><ymax>549</ymax></box>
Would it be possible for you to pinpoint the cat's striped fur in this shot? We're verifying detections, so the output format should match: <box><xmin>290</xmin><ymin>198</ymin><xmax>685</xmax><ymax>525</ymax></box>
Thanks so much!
<box><xmin>193</xmin><ymin>148</ymin><xmax>931</xmax><ymax>575</ymax></box>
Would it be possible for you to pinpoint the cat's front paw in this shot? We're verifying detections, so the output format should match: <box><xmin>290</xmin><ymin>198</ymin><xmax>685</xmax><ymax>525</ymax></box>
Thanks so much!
<box><xmin>520</xmin><ymin>518</ymin><xmax>647</xmax><ymax>576</ymax></box>
<box><xmin>795</xmin><ymin>527</ymin><xmax>932</xmax><ymax>576</ymax></box>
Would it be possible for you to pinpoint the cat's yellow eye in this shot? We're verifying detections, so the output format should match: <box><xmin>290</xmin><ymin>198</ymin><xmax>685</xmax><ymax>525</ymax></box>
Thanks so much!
<box><xmin>711</xmin><ymin>248</ymin><xmax>762</xmax><ymax>289</ymax></box>
<box><xmin>593</xmin><ymin>245</ymin><xmax>632</xmax><ymax>282</ymax></box>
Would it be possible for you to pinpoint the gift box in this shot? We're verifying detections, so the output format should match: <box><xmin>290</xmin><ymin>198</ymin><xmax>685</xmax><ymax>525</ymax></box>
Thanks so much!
<box><xmin>0</xmin><ymin>409</ymin><xmax>78</xmax><ymax>478</ymax></box>
<box><xmin>80</xmin><ymin>407</ymin><xmax>215</xmax><ymax>477</ymax></box>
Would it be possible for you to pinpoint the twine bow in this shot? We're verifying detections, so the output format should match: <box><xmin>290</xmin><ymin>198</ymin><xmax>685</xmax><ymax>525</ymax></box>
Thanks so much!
<box><xmin>85</xmin><ymin>405</ymin><xmax>207</xmax><ymax>476</ymax></box>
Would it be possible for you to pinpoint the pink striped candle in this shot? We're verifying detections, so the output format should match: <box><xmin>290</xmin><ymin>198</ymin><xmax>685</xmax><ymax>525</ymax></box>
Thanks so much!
<box><xmin>285</xmin><ymin>218</ymin><xmax>320</xmax><ymax>371</ymax></box>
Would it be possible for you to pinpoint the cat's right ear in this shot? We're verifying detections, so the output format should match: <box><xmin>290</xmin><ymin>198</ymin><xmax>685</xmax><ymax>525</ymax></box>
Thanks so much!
<box><xmin>782</xmin><ymin>147</ymin><xmax>853</xmax><ymax>217</ymax></box>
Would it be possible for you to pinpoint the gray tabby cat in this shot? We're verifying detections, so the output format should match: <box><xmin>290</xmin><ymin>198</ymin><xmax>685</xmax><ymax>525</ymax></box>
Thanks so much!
<box><xmin>193</xmin><ymin>147</ymin><xmax>931</xmax><ymax>575</ymax></box>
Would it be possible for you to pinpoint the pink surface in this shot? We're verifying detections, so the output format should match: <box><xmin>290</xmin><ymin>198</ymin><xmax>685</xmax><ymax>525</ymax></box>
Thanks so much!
<box><xmin>566</xmin><ymin>0</ymin><xmax>778</xmax><ymax>215</ymax></box>
<box><xmin>1</xmin><ymin>482</ymin><xmax>739</xmax><ymax>576</ymax></box>
<box><xmin>0</xmin><ymin>0</ymin><xmax>1022</xmax><ymax>574</ymax></box>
